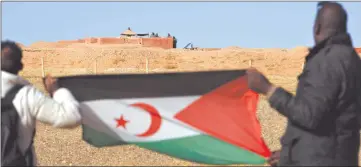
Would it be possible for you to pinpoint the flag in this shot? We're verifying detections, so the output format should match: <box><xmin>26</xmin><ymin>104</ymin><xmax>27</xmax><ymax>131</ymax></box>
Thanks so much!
<box><xmin>57</xmin><ymin>70</ymin><xmax>271</xmax><ymax>165</ymax></box>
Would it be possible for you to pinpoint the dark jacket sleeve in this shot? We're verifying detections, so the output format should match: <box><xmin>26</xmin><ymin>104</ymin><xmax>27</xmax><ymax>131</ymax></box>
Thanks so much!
<box><xmin>268</xmin><ymin>51</ymin><xmax>343</xmax><ymax>130</ymax></box>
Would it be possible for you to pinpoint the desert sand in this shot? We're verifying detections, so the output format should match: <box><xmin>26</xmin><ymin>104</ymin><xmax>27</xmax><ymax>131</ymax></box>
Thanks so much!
<box><xmin>18</xmin><ymin>42</ymin><xmax>360</xmax><ymax>166</ymax></box>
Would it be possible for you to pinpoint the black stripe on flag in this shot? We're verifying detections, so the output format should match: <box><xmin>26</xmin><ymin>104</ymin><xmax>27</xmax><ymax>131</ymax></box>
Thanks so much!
<box><xmin>57</xmin><ymin>70</ymin><xmax>247</xmax><ymax>101</ymax></box>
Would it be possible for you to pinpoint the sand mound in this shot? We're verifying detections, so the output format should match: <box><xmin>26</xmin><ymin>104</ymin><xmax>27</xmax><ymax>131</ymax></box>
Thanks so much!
<box><xmin>21</xmin><ymin>44</ymin><xmax>307</xmax><ymax>78</ymax></box>
<box><xmin>29</xmin><ymin>41</ymin><xmax>72</xmax><ymax>48</ymax></box>
<box><xmin>292</xmin><ymin>46</ymin><xmax>309</xmax><ymax>52</ymax></box>
<box><xmin>222</xmin><ymin>46</ymin><xmax>243</xmax><ymax>50</ymax></box>
<box><xmin>288</xmin><ymin>46</ymin><xmax>309</xmax><ymax>57</ymax></box>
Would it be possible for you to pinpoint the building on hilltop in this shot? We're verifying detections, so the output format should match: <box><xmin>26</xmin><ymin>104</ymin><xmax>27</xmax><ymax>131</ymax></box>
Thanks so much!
<box><xmin>63</xmin><ymin>27</ymin><xmax>176</xmax><ymax>49</ymax></box>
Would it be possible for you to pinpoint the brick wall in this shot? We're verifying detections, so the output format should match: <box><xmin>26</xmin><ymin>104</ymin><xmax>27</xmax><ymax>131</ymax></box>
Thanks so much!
<box><xmin>84</xmin><ymin>38</ymin><xmax>98</xmax><ymax>44</ymax></box>
<box><xmin>97</xmin><ymin>38</ymin><xmax>140</xmax><ymax>44</ymax></box>
<box><xmin>58</xmin><ymin>40</ymin><xmax>83</xmax><ymax>43</ymax></box>
<box><xmin>141</xmin><ymin>37</ymin><xmax>173</xmax><ymax>49</ymax></box>
<box><xmin>355</xmin><ymin>48</ymin><xmax>361</xmax><ymax>54</ymax></box>
<box><xmin>55</xmin><ymin>37</ymin><xmax>174</xmax><ymax>49</ymax></box>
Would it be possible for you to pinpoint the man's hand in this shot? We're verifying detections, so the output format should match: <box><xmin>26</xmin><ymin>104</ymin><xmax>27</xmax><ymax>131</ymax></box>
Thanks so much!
<box><xmin>43</xmin><ymin>74</ymin><xmax>60</xmax><ymax>97</ymax></box>
<box><xmin>267</xmin><ymin>150</ymin><xmax>281</xmax><ymax>167</ymax></box>
<box><xmin>246</xmin><ymin>68</ymin><xmax>275</xmax><ymax>95</ymax></box>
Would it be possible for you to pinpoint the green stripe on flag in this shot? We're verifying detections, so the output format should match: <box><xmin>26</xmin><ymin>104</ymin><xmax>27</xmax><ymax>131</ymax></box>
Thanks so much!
<box><xmin>82</xmin><ymin>125</ymin><xmax>266</xmax><ymax>165</ymax></box>
<box><xmin>82</xmin><ymin>124</ymin><xmax>127</xmax><ymax>147</ymax></box>
<box><xmin>137</xmin><ymin>134</ymin><xmax>266</xmax><ymax>165</ymax></box>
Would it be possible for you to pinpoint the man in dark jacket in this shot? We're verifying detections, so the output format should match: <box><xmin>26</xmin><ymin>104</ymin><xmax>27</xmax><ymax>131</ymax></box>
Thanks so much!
<box><xmin>247</xmin><ymin>2</ymin><xmax>361</xmax><ymax>166</ymax></box>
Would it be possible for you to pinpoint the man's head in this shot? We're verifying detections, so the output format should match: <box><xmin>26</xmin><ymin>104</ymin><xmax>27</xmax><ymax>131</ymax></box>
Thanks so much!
<box><xmin>313</xmin><ymin>2</ymin><xmax>348</xmax><ymax>44</ymax></box>
<box><xmin>1</xmin><ymin>40</ymin><xmax>24</xmax><ymax>74</ymax></box>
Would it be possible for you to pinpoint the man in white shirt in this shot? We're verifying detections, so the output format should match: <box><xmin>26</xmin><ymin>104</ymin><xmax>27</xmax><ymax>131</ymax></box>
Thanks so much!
<box><xmin>1</xmin><ymin>40</ymin><xmax>82</xmax><ymax>166</ymax></box>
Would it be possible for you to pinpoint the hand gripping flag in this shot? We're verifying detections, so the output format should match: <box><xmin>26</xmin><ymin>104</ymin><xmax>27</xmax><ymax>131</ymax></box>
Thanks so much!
<box><xmin>57</xmin><ymin>70</ymin><xmax>271</xmax><ymax>165</ymax></box>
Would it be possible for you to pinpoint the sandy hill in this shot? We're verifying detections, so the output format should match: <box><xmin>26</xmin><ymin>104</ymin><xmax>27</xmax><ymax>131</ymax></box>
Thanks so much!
<box><xmin>21</xmin><ymin>42</ymin><xmax>310</xmax><ymax>78</ymax></box>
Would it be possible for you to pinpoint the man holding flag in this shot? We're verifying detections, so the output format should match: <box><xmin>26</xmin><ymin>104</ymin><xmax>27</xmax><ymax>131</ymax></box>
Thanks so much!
<box><xmin>1</xmin><ymin>40</ymin><xmax>82</xmax><ymax>166</ymax></box>
<box><xmin>247</xmin><ymin>2</ymin><xmax>361</xmax><ymax>166</ymax></box>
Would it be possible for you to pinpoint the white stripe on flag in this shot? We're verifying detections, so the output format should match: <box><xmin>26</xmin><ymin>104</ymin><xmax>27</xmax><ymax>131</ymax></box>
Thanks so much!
<box><xmin>81</xmin><ymin>96</ymin><xmax>206</xmax><ymax>142</ymax></box>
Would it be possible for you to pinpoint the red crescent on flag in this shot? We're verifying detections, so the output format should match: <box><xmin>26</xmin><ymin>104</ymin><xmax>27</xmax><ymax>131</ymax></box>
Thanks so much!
<box><xmin>131</xmin><ymin>102</ymin><xmax>162</xmax><ymax>137</ymax></box>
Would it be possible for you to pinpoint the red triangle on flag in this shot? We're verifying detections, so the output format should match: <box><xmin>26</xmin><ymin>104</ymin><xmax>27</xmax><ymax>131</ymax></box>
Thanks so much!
<box><xmin>174</xmin><ymin>76</ymin><xmax>271</xmax><ymax>158</ymax></box>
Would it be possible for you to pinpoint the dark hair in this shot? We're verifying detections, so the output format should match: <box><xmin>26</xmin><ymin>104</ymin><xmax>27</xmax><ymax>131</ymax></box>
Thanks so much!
<box><xmin>1</xmin><ymin>40</ymin><xmax>22</xmax><ymax>58</ymax></box>
<box><xmin>1</xmin><ymin>40</ymin><xmax>23</xmax><ymax>74</ymax></box>
<box><xmin>316</xmin><ymin>1</ymin><xmax>347</xmax><ymax>33</ymax></box>
<box><xmin>317</xmin><ymin>1</ymin><xmax>331</xmax><ymax>9</ymax></box>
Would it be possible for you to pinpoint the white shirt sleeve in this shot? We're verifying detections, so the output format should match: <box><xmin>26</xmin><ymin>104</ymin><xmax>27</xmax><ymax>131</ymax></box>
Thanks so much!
<box><xmin>16</xmin><ymin>85</ymin><xmax>81</xmax><ymax>128</ymax></box>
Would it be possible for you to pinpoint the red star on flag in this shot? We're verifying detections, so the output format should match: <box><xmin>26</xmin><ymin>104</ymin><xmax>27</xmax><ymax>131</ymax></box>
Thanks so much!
<box><xmin>115</xmin><ymin>115</ymin><xmax>129</xmax><ymax>129</ymax></box>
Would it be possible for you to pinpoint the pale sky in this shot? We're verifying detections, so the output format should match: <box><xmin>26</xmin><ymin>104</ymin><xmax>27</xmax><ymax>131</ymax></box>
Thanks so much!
<box><xmin>2</xmin><ymin>2</ymin><xmax>361</xmax><ymax>48</ymax></box>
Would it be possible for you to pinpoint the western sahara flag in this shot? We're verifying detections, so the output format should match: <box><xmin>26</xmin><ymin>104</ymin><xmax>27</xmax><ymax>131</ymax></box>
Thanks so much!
<box><xmin>57</xmin><ymin>70</ymin><xmax>271</xmax><ymax>165</ymax></box>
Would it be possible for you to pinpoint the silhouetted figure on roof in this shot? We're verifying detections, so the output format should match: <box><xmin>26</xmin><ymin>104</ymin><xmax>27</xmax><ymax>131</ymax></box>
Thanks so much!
<box><xmin>173</xmin><ymin>36</ymin><xmax>177</xmax><ymax>48</ymax></box>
